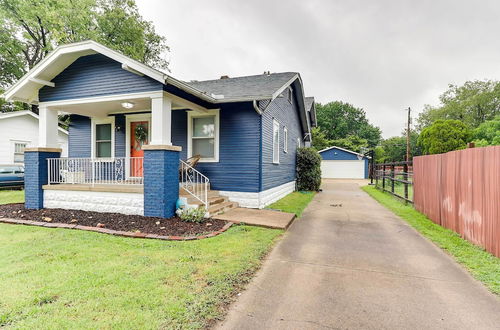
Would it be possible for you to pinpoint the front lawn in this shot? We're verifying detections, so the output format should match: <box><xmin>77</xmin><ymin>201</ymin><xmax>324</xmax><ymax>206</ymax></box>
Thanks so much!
<box><xmin>268</xmin><ymin>191</ymin><xmax>316</xmax><ymax>217</ymax></box>
<box><xmin>0</xmin><ymin>223</ymin><xmax>282</xmax><ymax>328</ymax></box>
<box><xmin>0</xmin><ymin>189</ymin><xmax>24</xmax><ymax>204</ymax></box>
<box><xmin>362</xmin><ymin>185</ymin><xmax>500</xmax><ymax>295</ymax></box>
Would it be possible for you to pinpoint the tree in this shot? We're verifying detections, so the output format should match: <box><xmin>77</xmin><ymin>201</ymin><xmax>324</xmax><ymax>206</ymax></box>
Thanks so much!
<box><xmin>417</xmin><ymin>120</ymin><xmax>472</xmax><ymax>155</ymax></box>
<box><xmin>0</xmin><ymin>0</ymin><xmax>169</xmax><ymax>110</ymax></box>
<box><xmin>472</xmin><ymin>116</ymin><xmax>500</xmax><ymax>146</ymax></box>
<box><xmin>417</xmin><ymin>80</ymin><xmax>500</xmax><ymax>130</ymax></box>
<box><xmin>379</xmin><ymin>136</ymin><xmax>406</xmax><ymax>163</ymax></box>
<box><xmin>330</xmin><ymin>135</ymin><xmax>368</xmax><ymax>153</ymax></box>
<box><xmin>316</xmin><ymin>101</ymin><xmax>382</xmax><ymax>148</ymax></box>
<box><xmin>311</xmin><ymin>127</ymin><xmax>332</xmax><ymax>151</ymax></box>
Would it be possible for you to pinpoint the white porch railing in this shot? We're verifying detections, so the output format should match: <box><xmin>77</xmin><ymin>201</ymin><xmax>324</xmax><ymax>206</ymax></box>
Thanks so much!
<box><xmin>47</xmin><ymin>157</ymin><xmax>144</xmax><ymax>185</ymax></box>
<box><xmin>180</xmin><ymin>159</ymin><xmax>209</xmax><ymax>210</ymax></box>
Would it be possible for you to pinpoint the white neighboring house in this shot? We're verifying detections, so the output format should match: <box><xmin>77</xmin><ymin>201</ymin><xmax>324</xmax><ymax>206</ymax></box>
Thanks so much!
<box><xmin>0</xmin><ymin>111</ymin><xmax>68</xmax><ymax>164</ymax></box>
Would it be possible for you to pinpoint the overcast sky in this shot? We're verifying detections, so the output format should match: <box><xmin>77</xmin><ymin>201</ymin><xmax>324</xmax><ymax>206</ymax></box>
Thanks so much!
<box><xmin>136</xmin><ymin>0</ymin><xmax>500</xmax><ymax>138</ymax></box>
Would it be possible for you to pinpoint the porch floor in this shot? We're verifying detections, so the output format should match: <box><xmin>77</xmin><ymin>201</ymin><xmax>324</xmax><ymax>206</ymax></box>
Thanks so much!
<box><xmin>212</xmin><ymin>208</ymin><xmax>295</xmax><ymax>229</ymax></box>
<box><xmin>43</xmin><ymin>184</ymin><xmax>143</xmax><ymax>194</ymax></box>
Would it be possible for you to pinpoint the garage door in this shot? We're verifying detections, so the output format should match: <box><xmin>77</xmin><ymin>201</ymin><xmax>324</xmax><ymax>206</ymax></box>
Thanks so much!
<box><xmin>321</xmin><ymin>160</ymin><xmax>365</xmax><ymax>179</ymax></box>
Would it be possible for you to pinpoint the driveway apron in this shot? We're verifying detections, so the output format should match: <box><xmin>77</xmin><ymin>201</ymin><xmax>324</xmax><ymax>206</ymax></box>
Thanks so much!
<box><xmin>217</xmin><ymin>180</ymin><xmax>500</xmax><ymax>330</ymax></box>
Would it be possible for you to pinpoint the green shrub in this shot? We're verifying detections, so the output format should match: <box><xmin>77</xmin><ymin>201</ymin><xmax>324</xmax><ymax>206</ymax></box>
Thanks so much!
<box><xmin>296</xmin><ymin>147</ymin><xmax>321</xmax><ymax>191</ymax></box>
<box><xmin>177</xmin><ymin>207</ymin><xmax>206</xmax><ymax>223</ymax></box>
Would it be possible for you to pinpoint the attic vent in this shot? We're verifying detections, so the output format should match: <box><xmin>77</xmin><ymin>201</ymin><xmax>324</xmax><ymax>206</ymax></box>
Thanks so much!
<box><xmin>220</xmin><ymin>75</ymin><xmax>229</xmax><ymax>79</ymax></box>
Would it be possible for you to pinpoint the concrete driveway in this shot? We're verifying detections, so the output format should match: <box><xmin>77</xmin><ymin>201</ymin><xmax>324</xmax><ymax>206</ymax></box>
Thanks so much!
<box><xmin>217</xmin><ymin>180</ymin><xmax>500</xmax><ymax>329</ymax></box>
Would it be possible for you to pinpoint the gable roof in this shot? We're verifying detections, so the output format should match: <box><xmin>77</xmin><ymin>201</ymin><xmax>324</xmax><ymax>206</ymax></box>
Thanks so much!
<box><xmin>2</xmin><ymin>40</ymin><xmax>215</xmax><ymax>104</ymax></box>
<box><xmin>0</xmin><ymin>110</ymin><xmax>68</xmax><ymax>135</ymax></box>
<box><xmin>304</xmin><ymin>96</ymin><xmax>314</xmax><ymax>110</ymax></box>
<box><xmin>2</xmin><ymin>40</ymin><xmax>313</xmax><ymax>134</ymax></box>
<box><xmin>304</xmin><ymin>96</ymin><xmax>317</xmax><ymax>127</ymax></box>
<box><xmin>318</xmin><ymin>146</ymin><xmax>370</xmax><ymax>159</ymax></box>
<box><xmin>187</xmin><ymin>72</ymin><xmax>298</xmax><ymax>101</ymax></box>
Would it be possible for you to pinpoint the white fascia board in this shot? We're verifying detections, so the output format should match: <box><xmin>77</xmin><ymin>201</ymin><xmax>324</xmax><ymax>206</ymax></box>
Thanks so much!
<box><xmin>318</xmin><ymin>146</ymin><xmax>368</xmax><ymax>158</ymax></box>
<box><xmin>0</xmin><ymin>110</ymin><xmax>37</xmax><ymax>120</ymax></box>
<box><xmin>40</xmin><ymin>91</ymin><xmax>163</xmax><ymax>108</ymax></box>
<box><xmin>3</xmin><ymin>40</ymin><xmax>169</xmax><ymax>103</ymax></box>
<box><xmin>271</xmin><ymin>74</ymin><xmax>299</xmax><ymax>100</ymax></box>
<box><xmin>0</xmin><ymin>110</ymin><xmax>68</xmax><ymax>135</ymax></box>
<box><xmin>29</xmin><ymin>78</ymin><xmax>55</xmax><ymax>87</ymax></box>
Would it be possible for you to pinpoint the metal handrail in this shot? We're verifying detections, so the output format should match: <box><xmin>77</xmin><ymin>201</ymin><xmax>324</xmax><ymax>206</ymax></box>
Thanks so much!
<box><xmin>47</xmin><ymin>157</ymin><xmax>144</xmax><ymax>186</ymax></box>
<box><xmin>179</xmin><ymin>159</ymin><xmax>209</xmax><ymax>210</ymax></box>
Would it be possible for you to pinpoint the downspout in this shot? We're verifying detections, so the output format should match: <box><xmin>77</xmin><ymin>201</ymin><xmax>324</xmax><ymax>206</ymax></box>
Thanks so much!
<box><xmin>253</xmin><ymin>100</ymin><xmax>263</xmax><ymax>115</ymax></box>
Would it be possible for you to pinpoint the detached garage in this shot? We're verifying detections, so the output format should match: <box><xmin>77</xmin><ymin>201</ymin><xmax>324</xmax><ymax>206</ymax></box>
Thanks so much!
<box><xmin>319</xmin><ymin>146</ymin><xmax>370</xmax><ymax>179</ymax></box>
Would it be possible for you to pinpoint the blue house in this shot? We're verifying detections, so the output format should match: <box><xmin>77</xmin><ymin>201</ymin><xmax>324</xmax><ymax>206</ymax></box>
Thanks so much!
<box><xmin>3</xmin><ymin>40</ymin><xmax>316</xmax><ymax>218</ymax></box>
<box><xmin>319</xmin><ymin>146</ymin><xmax>370</xmax><ymax>179</ymax></box>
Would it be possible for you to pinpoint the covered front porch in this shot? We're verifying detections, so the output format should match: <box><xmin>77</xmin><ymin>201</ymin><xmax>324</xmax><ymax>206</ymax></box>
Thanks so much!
<box><xmin>28</xmin><ymin>90</ymin><xmax>217</xmax><ymax>217</ymax></box>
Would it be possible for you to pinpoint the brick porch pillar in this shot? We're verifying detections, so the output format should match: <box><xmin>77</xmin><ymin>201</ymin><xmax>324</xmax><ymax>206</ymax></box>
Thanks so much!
<box><xmin>24</xmin><ymin>147</ymin><xmax>61</xmax><ymax>209</ymax></box>
<box><xmin>142</xmin><ymin>145</ymin><xmax>181</xmax><ymax>218</ymax></box>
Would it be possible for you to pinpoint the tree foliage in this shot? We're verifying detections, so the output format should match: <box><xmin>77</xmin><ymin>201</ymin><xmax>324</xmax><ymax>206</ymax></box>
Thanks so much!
<box><xmin>417</xmin><ymin>120</ymin><xmax>472</xmax><ymax>155</ymax></box>
<box><xmin>472</xmin><ymin>116</ymin><xmax>500</xmax><ymax>147</ymax></box>
<box><xmin>315</xmin><ymin>101</ymin><xmax>382</xmax><ymax>148</ymax></box>
<box><xmin>417</xmin><ymin>80</ymin><xmax>500</xmax><ymax>130</ymax></box>
<box><xmin>376</xmin><ymin>131</ymin><xmax>420</xmax><ymax>163</ymax></box>
<box><xmin>0</xmin><ymin>0</ymin><xmax>169</xmax><ymax>91</ymax></box>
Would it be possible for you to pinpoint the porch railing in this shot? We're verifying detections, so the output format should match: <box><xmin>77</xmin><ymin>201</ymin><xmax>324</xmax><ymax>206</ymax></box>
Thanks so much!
<box><xmin>47</xmin><ymin>157</ymin><xmax>144</xmax><ymax>186</ymax></box>
<box><xmin>180</xmin><ymin>159</ymin><xmax>209</xmax><ymax>210</ymax></box>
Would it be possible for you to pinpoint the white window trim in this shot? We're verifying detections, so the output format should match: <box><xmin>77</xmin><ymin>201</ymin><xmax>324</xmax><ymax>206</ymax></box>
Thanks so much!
<box><xmin>91</xmin><ymin>117</ymin><xmax>115</xmax><ymax>159</ymax></box>
<box><xmin>10</xmin><ymin>139</ymin><xmax>30</xmax><ymax>164</ymax></box>
<box><xmin>125</xmin><ymin>113</ymin><xmax>151</xmax><ymax>159</ymax></box>
<box><xmin>125</xmin><ymin>113</ymin><xmax>151</xmax><ymax>178</ymax></box>
<box><xmin>273</xmin><ymin>119</ymin><xmax>280</xmax><ymax>164</ymax></box>
<box><xmin>297</xmin><ymin>137</ymin><xmax>301</xmax><ymax>148</ymax></box>
<box><xmin>187</xmin><ymin>109</ymin><xmax>220</xmax><ymax>162</ymax></box>
<box><xmin>283</xmin><ymin>127</ymin><xmax>288</xmax><ymax>153</ymax></box>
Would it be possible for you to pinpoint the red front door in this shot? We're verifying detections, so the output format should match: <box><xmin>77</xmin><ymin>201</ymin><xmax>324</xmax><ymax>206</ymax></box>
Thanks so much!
<box><xmin>130</xmin><ymin>121</ymin><xmax>148</xmax><ymax>177</ymax></box>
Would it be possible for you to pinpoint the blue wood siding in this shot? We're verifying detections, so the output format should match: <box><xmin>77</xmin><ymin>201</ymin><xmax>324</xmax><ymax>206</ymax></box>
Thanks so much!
<box><xmin>172</xmin><ymin>103</ymin><xmax>261</xmax><ymax>192</ymax></box>
<box><xmin>260</xmin><ymin>90</ymin><xmax>303</xmax><ymax>190</ymax></box>
<box><xmin>68</xmin><ymin>114</ymin><xmax>126</xmax><ymax>158</ymax></box>
<box><xmin>68</xmin><ymin>115</ymin><xmax>91</xmax><ymax>157</ymax></box>
<box><xmin>319</xmin><ymin>147</ymin><xmax>370</xmax><ymax>178</ymax></box>
<box><xmin>39</xmin><ymin>54</ymin><xmax>162</xmax><ymax>102</ymax></box>
<box><xmin>114</xmin><ymin>114</ymin><xmax>126</xmax><ymax>158</ymax></box>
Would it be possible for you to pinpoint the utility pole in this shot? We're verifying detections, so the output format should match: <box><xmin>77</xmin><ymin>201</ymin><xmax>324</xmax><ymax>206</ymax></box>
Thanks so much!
<box><xmin>406</xmin><ymin>107</ymin><xmax>411</xmax><ymax>162</ymax></box>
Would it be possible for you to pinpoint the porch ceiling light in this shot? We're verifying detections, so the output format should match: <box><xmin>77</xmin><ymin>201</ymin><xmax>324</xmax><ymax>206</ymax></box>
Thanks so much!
<box><xmin>121</xmin><ymin>101</ymin><xmax>134</xmax><ymax>109</ymax></box>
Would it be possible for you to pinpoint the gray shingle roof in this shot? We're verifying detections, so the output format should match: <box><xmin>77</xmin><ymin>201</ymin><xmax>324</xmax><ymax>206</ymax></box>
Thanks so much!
<box><xmin>185</xmin><ymin>72</ymin><xmax>298</xmax><ymax>101</ymax></box>
<box><xmin>304</xmin><ymin>96</ymin><xmax>315</xmax><ymax>110</ymax></box>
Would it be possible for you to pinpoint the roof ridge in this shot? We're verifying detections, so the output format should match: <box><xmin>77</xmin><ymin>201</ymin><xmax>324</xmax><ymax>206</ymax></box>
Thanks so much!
<box><xmin>187</xmin><ymin>71</ymin><xmax>298</xmax><ymax>84</ymax></box>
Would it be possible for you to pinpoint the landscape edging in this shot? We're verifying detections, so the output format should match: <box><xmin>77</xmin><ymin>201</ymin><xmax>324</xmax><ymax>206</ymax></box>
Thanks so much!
<box><xmin>0</xmin><ymin>217</ymin><xmax>233</xmax><ymax>241</ymax></box>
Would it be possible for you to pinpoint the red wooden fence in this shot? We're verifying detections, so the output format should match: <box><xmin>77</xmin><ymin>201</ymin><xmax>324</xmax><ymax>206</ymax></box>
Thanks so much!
<box><xmin>413</xmin><ymin>146</ymin><xmax>500</xmax><ymax>258</ymax></box>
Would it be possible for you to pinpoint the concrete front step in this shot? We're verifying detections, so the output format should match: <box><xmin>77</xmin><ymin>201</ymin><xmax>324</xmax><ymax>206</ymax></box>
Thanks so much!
<box><xmin>180</xmin><ymin>189</ymin><xmax>220</xmax><ymax>199</ymax></box>
<box><xmin>209</xmin><ymin>201</ymin><xmax>239</xmax><ymax>216</ymax></box>
<box><xmin>179</xmin><ymin>188</ymin><xmax>239</xmax><ymax>216</ymax></box>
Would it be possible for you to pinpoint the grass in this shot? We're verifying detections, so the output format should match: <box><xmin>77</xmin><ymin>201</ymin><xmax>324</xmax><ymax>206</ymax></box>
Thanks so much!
<box><xmin>375</xmin><ymin>181</ymin><xmax>414</xmax><ymax>201</ymax></box>
<box><xmin>267</xmin><ymin>191</ymin><xmax>316</xmax><ymax>217</ymax></box>
<box><xmin>362</xmin><ymin>185</ymin><xmax>500</xmax><ymax>295</ymax></box>
<box><xmin>0</xmin><ymin>189</ymin><xmax>24</xmax><ymax>204</ymax></box>
<box><xmin>0</xmin><ymin>224</ymin><xmax>282</xmax><ymax>328</ymax></box>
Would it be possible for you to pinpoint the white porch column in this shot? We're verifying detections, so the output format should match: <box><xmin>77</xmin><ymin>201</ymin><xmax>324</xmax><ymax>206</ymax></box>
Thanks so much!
<box><xmin>38</xmin><ymin>105</ymin><xmax>60</xmax><ymax>148</ymax></box>
<box><xmin>150</xmin><ymin>94</ymin><xmax>172</xmax><ymax>145</ymax></box>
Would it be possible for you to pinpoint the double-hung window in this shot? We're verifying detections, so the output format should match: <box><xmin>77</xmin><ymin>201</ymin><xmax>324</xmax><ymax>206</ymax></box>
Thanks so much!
<box><xmin>13</xmin><ymin>142</ymin><xmax>27</xmax><ymax>163</ymax></box>
<box><xmin>273</xmin><ymin>119</ymin><xmax>280</xmax><ymax>164</ymax></box>
<box><xmin>96</xmin><ymin>124</ymin><xmax>112</xmax><ymax>158</ymax></box>
<box><xmin>189</xmin><ymin>110</ymin><xmax>219</xmax><ymax>162</ymax></box>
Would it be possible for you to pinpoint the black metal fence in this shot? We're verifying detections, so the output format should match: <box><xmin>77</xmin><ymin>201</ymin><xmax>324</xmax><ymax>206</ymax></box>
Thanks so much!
<box><xmin>374</xmin><ymin>161</ymin><xmax>413</xmax><ymax>203</ymax></box>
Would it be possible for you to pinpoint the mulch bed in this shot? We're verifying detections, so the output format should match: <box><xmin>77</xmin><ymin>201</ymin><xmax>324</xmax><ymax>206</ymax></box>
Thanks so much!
<box><xmin>0</xmin><ymin>203</ymin><xmax>230</xmax><ymax>240</ymax></box>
